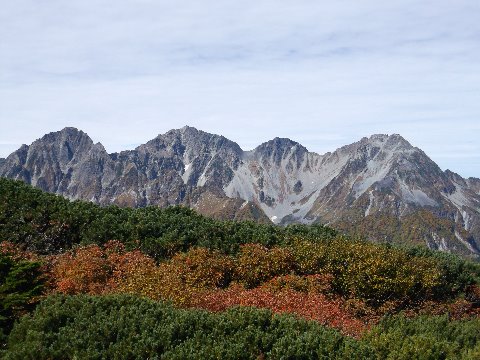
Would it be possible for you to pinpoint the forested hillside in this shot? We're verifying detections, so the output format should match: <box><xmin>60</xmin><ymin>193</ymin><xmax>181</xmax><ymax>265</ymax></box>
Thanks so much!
<box><xmin>1</xmin><ymin>178</ymin><xmax>480</xmax><ymax>358</ymax></box>
<box><xmin>0</xmin><ymin>177</ymin><xmax>337</xmax><ymax>257</ymax></box>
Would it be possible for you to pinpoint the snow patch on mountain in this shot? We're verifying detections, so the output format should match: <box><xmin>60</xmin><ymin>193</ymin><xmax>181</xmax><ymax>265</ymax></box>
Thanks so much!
<box><xmin>181</xmin><ymin>163</ymin><xmax>193</xmax><ymax>184</ymax></box>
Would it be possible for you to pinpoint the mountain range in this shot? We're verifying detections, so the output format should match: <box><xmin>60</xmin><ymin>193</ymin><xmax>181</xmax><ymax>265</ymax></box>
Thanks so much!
<box><xmin>1</xmin><ymin>126</ymin><xmax>479</xmax><ymax>259</ymax></box>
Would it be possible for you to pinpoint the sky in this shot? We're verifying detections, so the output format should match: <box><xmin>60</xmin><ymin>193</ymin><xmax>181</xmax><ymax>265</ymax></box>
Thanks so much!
<box><xmin>1</xmin><ymin>0</ymin><xmax>479</xmax><ymax>177</ymax></box>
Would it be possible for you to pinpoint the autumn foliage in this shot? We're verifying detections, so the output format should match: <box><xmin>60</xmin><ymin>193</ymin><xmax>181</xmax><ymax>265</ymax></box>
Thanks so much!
<box><xmin>196</xmin><ymin>280</ymin><xmax>366</xmax><ymax>336</ymax></box>
<box><xmin>39</xmin><ymin>238</ymin><xmax>479</xmax><ymax>338</ymax></box>
<box><xmin>49</xmin><ymin>241</ymin><xmax>153</xmax><ymax>295</ymax></box>
<box><xmin>2</xmin><ymin>179</ymin><xmax>480</xmax><ymax>356</ymax></box>
<box><xmin>234</xmin><ymin>244</ymin><xmax>294</xmax><ymax>288</ymax></box>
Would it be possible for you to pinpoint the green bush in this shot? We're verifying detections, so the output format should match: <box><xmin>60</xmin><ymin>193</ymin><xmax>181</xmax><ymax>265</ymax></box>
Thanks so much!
<box><xmin>6</xmin><ymin>295</ymin><xmax>480</xmax><ymax>359</ymax></box>
<box><xmin>364</xmin><ymin>314</ymin><xmax>480</xmax><ymax>360</ymax></box>
<box><xmin>0</xmin><ymin>254</ymin><xmax>44</xmax><ymax>344</ymax></box>
<box><xmin>234</xmin><ymin>244</ymin><xmax>294</xmax><ymax>288</ymax></box>
<box><xmin>4</xmin><ymin>294</ymin><xmax>372</xmax><ymax>359</ymax></box>
<box><xmin>404</xmin><ymin>245</ymin><xmax>480</xmax><ymax>296</ymax></box>
<box><xmin>289</xmin><ymin>238</ymin><xmax>444</xmax><ymax>305</ymax></box>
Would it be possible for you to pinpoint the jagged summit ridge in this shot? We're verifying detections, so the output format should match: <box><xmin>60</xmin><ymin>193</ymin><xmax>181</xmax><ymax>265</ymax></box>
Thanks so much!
<box><xmin>1</xmin><ymin>126</ymin><xmax>479</xmax><ymax>258</ymax></box>
<box><xmin>224</xmin><ymin>131</ymin><xmax>427</xmax><ymax>224</ymax></box>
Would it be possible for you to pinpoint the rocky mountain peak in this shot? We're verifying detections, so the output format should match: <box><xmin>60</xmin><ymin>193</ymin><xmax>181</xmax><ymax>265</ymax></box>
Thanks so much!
<box><xmin>23</xmin><ymin>127</ymin><xmax>96</xmax><ymax>165</ymax></box>
<box><xmin>145</xmin><ymin>126</ymin><xmax>243</xmax><ymax>161</ymax></box>
<box><xmin>253</xmin><ymin>137</ymin><xmax>308</xmax><ymax>166</ymax></box>
<box><xmin>445</xmin><ymin>169</ymin><xmax>466</xmax><ymax>185</ymax></box>
<box><xmin>255</xmin><ymin>137</ymin><xmax>302</xmax><ymax>151</ymax></box>
<box><xmin>346</xmin><ymin>133</ymin><xmax>414</xmax><ymax>156</ymax></box>
<box><xmin>363</xmin><ymin>133</ymin><xmax>412</xmax><ymax>146</ymax></box>
<box><xmin>40</xmin><ymin>127</ymin><xmax>92</xmax><ymax>145</ymax></box>
<box><xmin>329</xmin><ymin>134</ymin><xmax>415</xmax><ymax>181</ymax></box>
<box><xmin>1</xmin><ymin>127</ymin><xmax>479</xmax><ymax>259</ymax></box>
<box><xmin>0</xmin><ymin>127</ymin><xmax>107</xmax><ymax>194</ymax></box>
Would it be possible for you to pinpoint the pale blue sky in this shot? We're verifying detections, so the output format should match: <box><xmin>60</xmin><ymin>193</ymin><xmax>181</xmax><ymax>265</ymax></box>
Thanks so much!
<box><xmin>1</xmin><ymin>1</ymin><xmax>479</xmax><ymax>177</ymax></box>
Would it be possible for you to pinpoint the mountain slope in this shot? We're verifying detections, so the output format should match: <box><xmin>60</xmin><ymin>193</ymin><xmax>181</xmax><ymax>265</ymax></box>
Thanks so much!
<box><xmin>1</xmin><ymin>126</ymin><xmax>479</xmax><ymax>258</ymax></box>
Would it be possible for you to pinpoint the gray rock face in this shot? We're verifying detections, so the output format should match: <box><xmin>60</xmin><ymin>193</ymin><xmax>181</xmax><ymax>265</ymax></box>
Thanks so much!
<box><xmin>1</xmin><ymin>127</ymin><xmax>479</xmax><ymax>258</ymax></box>
<box><xmin>0</xmin><ymin>126</ymin><xmax>266</xmax><ymax>222</ymax></box>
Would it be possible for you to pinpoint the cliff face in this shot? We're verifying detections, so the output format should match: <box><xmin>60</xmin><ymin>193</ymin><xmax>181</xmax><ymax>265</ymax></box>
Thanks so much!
<box><xmin>2</xmin><ymin>126</ymin><xmax>479</xmax><ymax>258</ymax></box>
<box><xmin>0</xmin><ymin>127</ymin><xmax>267</xmax><ymax>223</ymax></box>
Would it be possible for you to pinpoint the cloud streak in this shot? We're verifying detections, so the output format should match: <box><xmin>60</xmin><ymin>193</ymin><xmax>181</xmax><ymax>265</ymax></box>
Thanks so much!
<box><xmin>0</xmin><ymin>0</ymin><xmax>479</xmax><ymax>177</ymax></box>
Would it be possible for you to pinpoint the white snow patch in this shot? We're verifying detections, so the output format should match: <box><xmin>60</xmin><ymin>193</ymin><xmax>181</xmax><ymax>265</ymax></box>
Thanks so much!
<box><xmin>181</xmin><ymin>163</ymin><xmax>193</xmax><ymax>184</ymax></box>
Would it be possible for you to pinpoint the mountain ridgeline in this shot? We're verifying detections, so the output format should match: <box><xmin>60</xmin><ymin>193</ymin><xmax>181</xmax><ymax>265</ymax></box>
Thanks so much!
<box><xmin>1</xmin><ymin>126</ymin><xmax>479</xmax><ymax>259</ymax></box>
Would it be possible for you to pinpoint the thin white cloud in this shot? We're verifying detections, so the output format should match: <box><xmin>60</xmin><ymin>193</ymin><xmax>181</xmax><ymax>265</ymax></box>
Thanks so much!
<box><xmin>0</xmin><ymin>1</ymin><xmax>479</xmax><ymax>177</ymax></box>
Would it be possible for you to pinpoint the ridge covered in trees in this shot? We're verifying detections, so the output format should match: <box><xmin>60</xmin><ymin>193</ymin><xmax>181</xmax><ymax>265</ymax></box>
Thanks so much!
<box><xmin>0</xmin><ymin>178</ymin><xmax>337</xmax><ymax>257</ymax></box>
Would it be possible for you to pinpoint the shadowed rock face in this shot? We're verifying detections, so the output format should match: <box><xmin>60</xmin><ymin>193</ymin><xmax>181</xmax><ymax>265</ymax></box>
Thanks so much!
<box><xmin>1</xmin><ymin>126</ymin><xmax>479</xmax><ymax>259</ymax></box>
